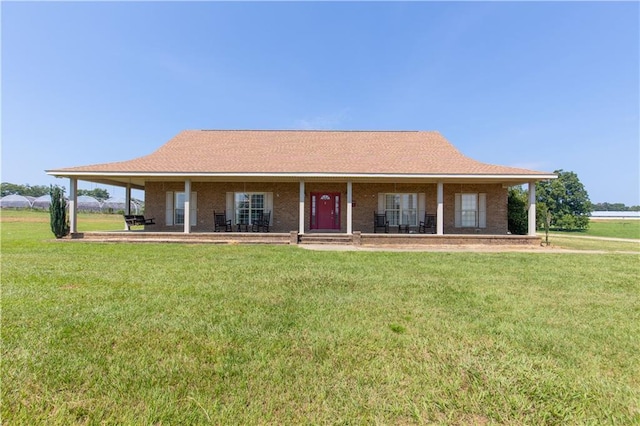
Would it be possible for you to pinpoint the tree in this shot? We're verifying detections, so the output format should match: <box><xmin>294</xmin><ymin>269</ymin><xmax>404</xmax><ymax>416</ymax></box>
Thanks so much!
<box><xmin>77</xmin><ymin>188</ymin><xmax>110</xmax><ymax>201</ymax></box>
<box><xmin>536</xmin><ymin>169</ymin><xmax>592</xmax><ymax>231</ymax></box>
<box><xmin>507</xmin><ymin>186</ymin><xmax>528</xmax><ymax>235</ymax></box>
<box><xmin>1</xmin><ymin>182</ymin><xmax>49</xmax><ymax>197</ymax></box>
<box><xmin>49</xmin><ymin>185</ymin><xmax>70</xmax><ymax>238</ymax></box>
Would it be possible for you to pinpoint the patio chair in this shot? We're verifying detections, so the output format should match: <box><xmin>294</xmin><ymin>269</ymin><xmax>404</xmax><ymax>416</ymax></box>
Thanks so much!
<box><xmin>373</xmin><ymin>212</ymin><xmax>389</xmax><ymax>233</ymax></box>
<box><xmin>418</xmin><ymin>214</ymin><xmax>436</xmax><ymax>234</ymax></box>
<box><xmin>214</xmin><ymin>211</ymin><xmax>232</xmax><ymax>232</ymax></box>
<box><xmin>251</xmin><ymin>211</ymin><xmax>271</xmax><ymax>232</ymax></box>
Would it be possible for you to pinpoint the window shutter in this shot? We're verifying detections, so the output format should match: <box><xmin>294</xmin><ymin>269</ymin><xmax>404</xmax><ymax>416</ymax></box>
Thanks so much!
<box><xmin>166</xmin><ymin>192</ymin><xmax>174</xmax><ymax>226</ymax></box>
<box><xmin>454</xmin><ymin>193</ymin><xmax>461</xmax><ymax>227</ymax></box>
<box><xmin>265</xmin><ymin>192</ymin><xmax>274</xmax><ymax>225</ymax></box>
<box><xmin>478</xmin><ymin>193</ymin><xmax>487</xmax><ymax>228</ymax></box>
<box><xmin>226</xmin><ymin>192</ymin><xmax>234</xmax><ymax>223</ymax></box>
<box><xmin>377</xmin><ymin>193</ymin><xmax>384</xmax><ymax>213</ymax></box>
<box><xmin>190</xmin><ymin>192</ymin><xmax>197</xmax><ymax>226</ymax></box>
<box><xmin>418</xmin><ymin>193</ymin><xmax>426</xmax><ymax>224</ymax></box>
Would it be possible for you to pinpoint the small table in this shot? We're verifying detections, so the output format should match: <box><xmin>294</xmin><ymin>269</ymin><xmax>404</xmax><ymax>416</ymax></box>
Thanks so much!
<box><xmin>236</xmin><ymin>223</ymin><xmax>249</xmax><ymax>232</ymax></box>
<box><xmin>398</xmin><ymin>224</ymin><xmax>411</xmax><ymax>233</ymax></box>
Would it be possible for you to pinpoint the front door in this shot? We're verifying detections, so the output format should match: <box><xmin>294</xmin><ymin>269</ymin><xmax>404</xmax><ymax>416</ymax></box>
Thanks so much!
<box><xmin>311</xmin><ymin>192</ymin><xmax>340</xmax><ymax>230</ymax></box>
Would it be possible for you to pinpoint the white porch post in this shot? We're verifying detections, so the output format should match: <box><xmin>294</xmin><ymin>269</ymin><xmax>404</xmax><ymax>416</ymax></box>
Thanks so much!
<box><xmin>437</xmin><ymin>181</ymin><xmax>444</xmax><ymax>235</ymax></box>
<box><xmin>299</xmin><ymin>180</ymin><xmax>305</xmax><ymax>235</ymax></box>
<box><xmin>184</xmin><ymin>179</ymin><xmax>191</xmax><ymax>234</ymax></box>
<box><xmin>346</xmin><ymin>180</ymin><xmax>353</xmax><ymax>234</ymax></box>
<box><xmin>528</xmin><ymin>181</ymin><xmax>537</xmax><ymax>236</ymax></box>
<box><xmin>69</xmin><ymin>178</ymin><xmax>78</xmax><ymax>234</ymax></box>
<box><xmin>124</xmin><ymin>183</ymin><xmax>132</xmax><ymax>230</ymax></box>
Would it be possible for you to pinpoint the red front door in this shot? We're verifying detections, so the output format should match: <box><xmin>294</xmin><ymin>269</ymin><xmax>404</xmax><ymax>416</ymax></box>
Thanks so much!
<box><xmin>311</xmin><ymin>193</ymin><xmax>340</xmax><ymax>230</ymax></box>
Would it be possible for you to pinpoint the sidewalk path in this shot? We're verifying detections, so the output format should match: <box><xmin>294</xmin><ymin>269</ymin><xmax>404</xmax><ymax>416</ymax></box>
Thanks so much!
<box><xmin>298</xmin><ymin>244</ymin><xmax>639</xmax><ymax>254</ymax></box>
<box><xmin>549</xmin><ymin>234</ymin><xmax>640</xmax><ymax>242</ymax></box>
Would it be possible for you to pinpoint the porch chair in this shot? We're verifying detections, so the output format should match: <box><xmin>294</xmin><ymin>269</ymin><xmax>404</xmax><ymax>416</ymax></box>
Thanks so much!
<box><xmin>419</xmin><ymin>214</ymin><xmax>436</xmax><ymax>234</ymax></box>
<box><xmin>373</xmin><ymin>212</ymin><xmax>389</xmax><ymax>233</ymax></box>
<box><xmin>214</xmin><ymin>211</ymin><xmax>232</xmax><ymax>232</ymax></box>
<box><xmin>251</xmin><ymin>211</ymin><xmax>271</xmax><ymax>232</ymax></box>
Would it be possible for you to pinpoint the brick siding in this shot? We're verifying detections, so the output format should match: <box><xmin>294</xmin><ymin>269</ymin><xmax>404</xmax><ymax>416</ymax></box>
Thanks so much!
<box><xmin>145</xmin><ymin>181</ymin><xmax>509</xmax><ymax>234</ymax></box>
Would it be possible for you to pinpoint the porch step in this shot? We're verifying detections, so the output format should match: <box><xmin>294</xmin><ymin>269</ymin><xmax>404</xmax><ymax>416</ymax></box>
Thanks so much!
<box><xmin>299</xmin><ymin>234</ymin><xmax>354</xmax><ymax>245</ymax></box>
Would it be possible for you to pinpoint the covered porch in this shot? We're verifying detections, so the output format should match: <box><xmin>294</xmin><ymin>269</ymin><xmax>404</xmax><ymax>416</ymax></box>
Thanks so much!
<box><xmin>58</xmin><ymin>174</ymin><xmax>542</xmax><ymax>244</ymax></box>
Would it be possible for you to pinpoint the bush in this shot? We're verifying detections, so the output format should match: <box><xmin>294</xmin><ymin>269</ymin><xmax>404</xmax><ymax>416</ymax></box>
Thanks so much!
<box><xmin>49</xmin><ymin>186</ymin><xmax>69</xmax><ymax>238</ymax></box>
<box><xmin>508</xmin><ymin>187</ymin><xmax>528</xmax><ymax>235</ymax></box>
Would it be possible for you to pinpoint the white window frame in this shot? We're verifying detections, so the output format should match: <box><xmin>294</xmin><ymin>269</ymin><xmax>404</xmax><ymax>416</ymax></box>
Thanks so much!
<box><xmin>455</xmin><ymin>193</ymin><xmax>486</xmax><ymax>228</ymax></box>
<box><xmin>165</xmin><ymin>191</ymin><xmax>197</xmax><ymax>226</ymax></box>
<box><xmin>228</xmin><ymin>192</ymin><xmax>274</xmax><ymax>225</ymax></box>
<box><xmin>379</xmin><ymin>193</ymin><xmax>419</xmax><ymax>226</ymax></box>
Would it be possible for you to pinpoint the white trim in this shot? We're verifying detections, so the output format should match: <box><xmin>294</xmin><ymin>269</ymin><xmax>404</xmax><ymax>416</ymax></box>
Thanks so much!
<box><xmin>48</xmin><ymin>171</ymin><xmax>558</xmax><ymax>180</ymax></box>
<box><xmin>226</xmin><ymin>192</ymin><xmax>234</xmax><ymax>223</ymax></box>
<box><xmin>184</xmin><ymin>180</ymin><xmax>191</xmax><ymax>233</ymax></box>
<box><xmin>346</xmin><ymin>181</ymin><xmax>352</xmax><ymax>235</ymax></box>
<box><xmin>124</xmin><ymin>184</ymin><xmax>131</xmax><ymax>230</ymax></box>
<box><xmin>69</xmin><ymin>178</ymin><xmax>77</xmax><ymax>234</ymax></box>
<box><xmin>437</xmin><ymin>182</ymin><xmax>443</xmax><ymax>235</ymax></box>
<box><xmin>528</xmin><ymin>182</ymin><xmax>537</xmax><ymax>236</ymax></box>
<box><xmin>299</xmin><ymin>181</ymin><xmax>305</xmax><ymax>235</ymax></box>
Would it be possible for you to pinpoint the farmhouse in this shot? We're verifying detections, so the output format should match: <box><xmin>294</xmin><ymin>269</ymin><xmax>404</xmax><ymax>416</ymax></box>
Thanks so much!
<box><xmin>47</xmin><ymin>130</ymin><xmax>556</xmax><ymax>244</ymax></box>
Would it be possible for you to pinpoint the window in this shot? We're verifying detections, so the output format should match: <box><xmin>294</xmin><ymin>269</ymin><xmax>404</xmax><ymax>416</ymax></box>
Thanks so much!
<box><xmin>225</xmin><ymin>192</ymin><xmax>273</xmax><ymax>226</ymax></box>
<box><xmin>165</xmin><ymin>191</ymin><xmax>197</xmax><ymax>226</ymax></box>
<box><xmin>455</xmin><ymin>193</ymin><xmax>486</xmax><ymax>228</ymax></box>
<box><xmin>234</xmin><ymin>193</ymin><xmax>265</xmax><ymax>225</ymax></box>
<box><xmin>383</xmin><ymin>193</ymin><xmax>418</xmax><ymax>226</ymax></box>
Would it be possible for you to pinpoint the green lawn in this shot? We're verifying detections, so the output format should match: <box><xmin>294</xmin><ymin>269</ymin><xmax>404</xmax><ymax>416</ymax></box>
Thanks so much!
<box><xmin>2</xmin><ymin>211</ymin><xmax>639</xmax><ymax>424</ymax></box>
<box><xmin>585</xmin><ymin>220</ymin><xmax>640</xmax><ymax>239</ymax></box>
<box><xmin>549</xmin><ymin>219</ymin><xmax>640</xmax><ymax>240</ymax></box>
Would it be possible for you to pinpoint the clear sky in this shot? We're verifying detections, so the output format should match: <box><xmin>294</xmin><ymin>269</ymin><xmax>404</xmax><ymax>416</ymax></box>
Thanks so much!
<box><xmin>2</xmin><ymin>1</ymin><xmax>639</xmax><ymax>205</ymax></box>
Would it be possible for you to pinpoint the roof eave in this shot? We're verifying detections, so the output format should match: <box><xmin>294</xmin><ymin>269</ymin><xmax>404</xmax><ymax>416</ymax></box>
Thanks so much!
<box><xmin>47</xmin><ymin>170</ymin><xmax>557</xmax><ymax>181</ymax></box>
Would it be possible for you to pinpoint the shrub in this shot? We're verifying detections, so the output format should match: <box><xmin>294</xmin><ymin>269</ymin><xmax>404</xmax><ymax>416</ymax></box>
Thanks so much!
<box><xmin>49</xmin><ymin>185</ymin><xmax>69</xmax><ymax>238</ymax></box>
<box><xmin>508</xmin><ymin>187</ymin><xmax>528</xmax><ymax>235</ymax></box>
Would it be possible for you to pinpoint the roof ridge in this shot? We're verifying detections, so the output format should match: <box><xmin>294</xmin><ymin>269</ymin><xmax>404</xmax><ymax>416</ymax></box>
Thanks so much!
<box><xmin>197</xmin><ymin>129</ymin><xmax>434</xmax><ymax>133</ymax></box>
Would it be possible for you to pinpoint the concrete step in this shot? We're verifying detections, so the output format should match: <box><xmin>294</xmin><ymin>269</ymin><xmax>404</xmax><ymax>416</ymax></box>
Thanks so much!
<box><xmin>299</xmin><ymin>234</ymin><xmax>353</xmax><ymax>245</ymax></box>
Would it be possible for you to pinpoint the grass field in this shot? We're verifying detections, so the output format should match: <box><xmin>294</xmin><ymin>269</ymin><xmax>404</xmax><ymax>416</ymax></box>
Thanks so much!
<box><xmin>550</xmin><ymin>219</ymin><xmax>640</xmax><ymax>240</ymax></box>
<box><xmin>2</xmin><ymin>211</ymin><xmax>639</xmax><ymax>424</ymax></box>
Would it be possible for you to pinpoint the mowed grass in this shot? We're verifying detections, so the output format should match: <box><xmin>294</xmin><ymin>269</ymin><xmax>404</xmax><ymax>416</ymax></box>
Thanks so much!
<box><xmin>551</xmin><ymin>219</ymin><xmax>640</xmax><ymax>240</ymax></box>
<box><xmin>587</xmin><ymin>219</ymin><xmax>640</xmax><ymax>239</ymax></box>
<box><xmin>2</xmin><ymin>211</ymin><xmax>639</xmax><ymax>424</ymax></box>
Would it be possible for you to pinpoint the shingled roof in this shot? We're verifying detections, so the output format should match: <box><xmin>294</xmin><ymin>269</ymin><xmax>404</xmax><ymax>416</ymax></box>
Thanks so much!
<box><xmin>48</xmin><ymin>130</ymin><xmax>553</xmax><ymax>179</ymax></box>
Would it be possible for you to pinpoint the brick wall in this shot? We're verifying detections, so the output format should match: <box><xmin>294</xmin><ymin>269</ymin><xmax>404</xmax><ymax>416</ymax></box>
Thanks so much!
<box><xmin>144</xmin><ymin>181</ymin><xmax>508</xmax><ymax>234</ymax></box>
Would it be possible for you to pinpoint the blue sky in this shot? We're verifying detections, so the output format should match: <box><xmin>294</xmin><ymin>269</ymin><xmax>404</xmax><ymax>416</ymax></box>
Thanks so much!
<box><xmin>2</xmin><ymin>1</ymin><xmax>638</xmax><ymax>204</ymax></box>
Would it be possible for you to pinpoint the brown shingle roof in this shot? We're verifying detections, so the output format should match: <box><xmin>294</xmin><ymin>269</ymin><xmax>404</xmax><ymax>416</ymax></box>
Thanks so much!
<box><xmin>48</xmin><ymin>130</ymin><xmax>551</xmax><ymax>176</ymax></box>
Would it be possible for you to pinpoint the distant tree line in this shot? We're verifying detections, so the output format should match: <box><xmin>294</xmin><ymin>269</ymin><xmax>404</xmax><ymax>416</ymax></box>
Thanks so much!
<box><xmin>1</xmin><ymin>182</ymin><xmax>50</xmax><ymax>197</ymax></box>
<box><xmin>591</xmin><ymin>202</ymin><xmax>640</xmax><ymax>212</ymax></box>
<box><xmin>1</xmin><ymin>182</ymin><xmax>110</xmax><ymax>200</ymax></box>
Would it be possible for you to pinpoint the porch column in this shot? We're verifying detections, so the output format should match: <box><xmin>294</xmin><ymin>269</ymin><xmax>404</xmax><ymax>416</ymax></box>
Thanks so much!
<box><xmin>299</xmin><ymin>180</ymin><xmax>305</xmax><ymax>235</ymax></box>
<box><xmin>184</xmin><ymin>179</ymin><xmax>191</xmax><ymax>234</ymax></box>
<box><xmin>436</xmin><ymin>181</ymin><xmax>444</xmax><ymax>235</ymax></box>
<box><xmin>69</xmin><ymin>178</ymin><xmax>78</xmax><ymax>234</ymax></box>
<box><xmin>528</xmin><ymin>181</ymin><xmax>536</xmax><ymax>236</ymax></box>
<box><xmin>346</xmin><ymin>180</ymin><xmax>353</xmax><ymax>234</ymax></box>
<box><xmin>124</xmin><ymin>183</ymin><xmax>131</xmax><ymax>230</ymax></box>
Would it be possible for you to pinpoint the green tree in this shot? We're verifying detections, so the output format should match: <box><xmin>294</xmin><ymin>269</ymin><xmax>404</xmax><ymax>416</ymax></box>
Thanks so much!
<box><xmin>1</xmin><ymin>182</ymin><xmax>49</xmax><ymax>197</ymax></box>
<box><xmin>507</xmin><ymin>186</ymin><xmax>528</xmax><ymax>235</ymax></box>
<box><xmin>49</xmin><ymin>185</ymin><xmax>70</xmax><ymax>238</ymax></box>
<box><xmin>77</xmin><ymin>188</ymin><xmax>110</xmax><ymax>201</ymax></box>
<box><xmin>536</xmin><ymin>170</ymin><xmax>592</xmax><ymax>231</ymax></box>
